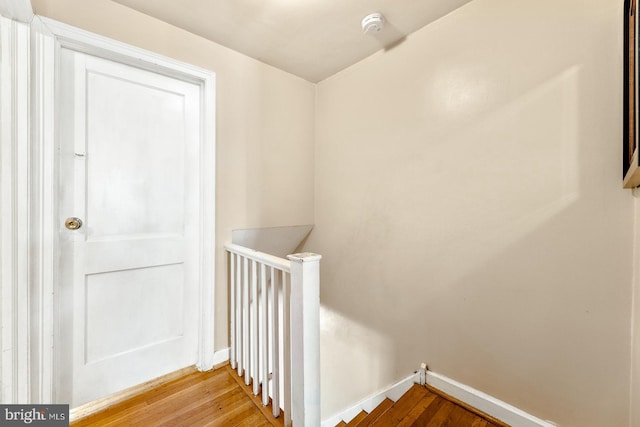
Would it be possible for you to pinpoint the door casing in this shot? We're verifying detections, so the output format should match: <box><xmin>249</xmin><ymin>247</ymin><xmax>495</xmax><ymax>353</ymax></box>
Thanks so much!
<box><xmin>1</xmin><ymin>15</ymin><xmax>216</xmax><ymax>404</ymax></box>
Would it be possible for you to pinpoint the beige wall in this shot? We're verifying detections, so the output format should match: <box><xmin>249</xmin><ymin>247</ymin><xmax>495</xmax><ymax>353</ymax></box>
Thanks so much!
<box><xmin>308</xmin><ymin>0</ymin><xmax>633</xmax><ymax>425</ymax></box>
<box><xmin>31</xmin><ymin>0</ymin><xmax>638</xmax><ymax>425</ymax></box>
<box><xmin>31</xmin><ymin>0</ymin><xmax>316</xmax><ymax>351</ymax></box>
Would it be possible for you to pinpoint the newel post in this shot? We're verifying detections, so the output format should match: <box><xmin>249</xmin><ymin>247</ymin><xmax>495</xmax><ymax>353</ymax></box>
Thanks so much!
<box><xmin>287</xmin><ymin>252</ymin><xmax>322</xmax><ymax>427</ymax></box>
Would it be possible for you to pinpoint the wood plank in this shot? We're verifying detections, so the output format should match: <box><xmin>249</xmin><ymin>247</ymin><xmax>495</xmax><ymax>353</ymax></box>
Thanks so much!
<box><xmin>75</xmin><ymin>367</ymin><xmax>223</xmax><ymax>424</ymax></box>
<box><xmin>225</xmin><ymin>364</ymin><xmax>285</xmax><ymax>426</ymax></box>
<box><xmin>362</xmin><ymin>384</ymin><xmax>507</xmax><ymax>427</ymax></box>
<box><xmin>357</xmin><ymin>398</ymin><xmax>394</xmax><ymax>427</ymax></box>
<box><xmin>105</xmin><ymin>380</ymin><xmax>244</xmax><ymax>426</ymax></box>
<box><xmin>424</xmin><ymin>384</ymin><xmax>510</xmax><ymax>427</ymax></box>
<box><xmin>346</xmin><ymin>410</ymin><xmax>368</xmax><ymax>426</ymax></box>
<box><xmin>395</xmin><ymin>393</ymin><xmax>438</xmax><ymax>427</ymax></box>
<box><xmin>71</xmin><ymin>363</ymin><xmax>282</xmax><ymax>427</ymax></box>
<box><xmin>208</xmin><ymin>400</ymin><xmax>260</xmax><ymax>426</ymax></box>
<box><xmin>228</xmin><ymin>411</ymin><xmax>274</xmax><ymax>427</ymax></box>
<box><xmin>70</xmin><ymin>365</ymin><xmax>197</xmax><ymax>422</ymax></box>
<box><xmin>79</xmin><ymin>370</ymin><xmax>235</xmax><ymax>426</ymax></box>
<box><xmin>448</xmin><ymin>406</ymin><xmax>490</xmax><ymax>427</ymax></box>
<box><xmin>130</xmin><ymin>380</ymin><xmax>243</xmax><ymax>426</ymax></box>
<box><xmin>370</xmin><ymin>384</ymin><xmax>428</xmax><ymax>426</ymax></box>
<box><xmin>406</xmin><ymin>396</ymin><xmax>446</xmax><ymax>427</ymax></box>
<box><xmin>425</xmin><ymin>400</ymin><xmax>455</xmax><ymax>427</ymax></box>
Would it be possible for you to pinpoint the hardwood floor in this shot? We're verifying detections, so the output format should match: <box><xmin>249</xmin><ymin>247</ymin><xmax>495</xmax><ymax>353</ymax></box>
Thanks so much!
<box><xmin>71</xmin><ymin>364</ymin><xmax>506</xmax><ymax>427</ymax></box>
<box><xmin>71</xmin><ymin>364</ymin><xmax>283</xmax><ymax>427</ymax></box>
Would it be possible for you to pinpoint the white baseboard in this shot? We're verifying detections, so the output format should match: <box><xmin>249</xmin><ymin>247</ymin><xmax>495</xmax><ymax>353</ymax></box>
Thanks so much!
<box><xmin>426</xmin><ymin>371</ymin><xmax>557</xmax><ymax>427</ymax></box>
<box><xmin>212</xmin><ymin>347</ymin><xmax>230</xmax><ymax>366</ymax></box>
<box><xmin>321</xmin><ymin>372</ymin><xmax>420</xmax><ymax>427</ymax></box>
<box><xmin>321</xmin><ymin>369</ymin><xmax>557</xmax><ymax>427</ymax></box>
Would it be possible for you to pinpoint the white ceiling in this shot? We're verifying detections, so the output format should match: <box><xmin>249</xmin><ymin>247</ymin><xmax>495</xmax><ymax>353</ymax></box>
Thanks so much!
<box><xmin>112</xmin><ymin>0</ymin><xmax>473</xmax><ymax>83</ymax></box>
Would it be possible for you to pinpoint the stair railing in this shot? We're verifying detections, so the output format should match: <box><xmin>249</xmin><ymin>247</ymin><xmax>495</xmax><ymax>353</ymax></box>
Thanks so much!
<box><xmin>225</xmin><ymin>243</ymin><xmax>321</xmax><ymax>426</ymax></box>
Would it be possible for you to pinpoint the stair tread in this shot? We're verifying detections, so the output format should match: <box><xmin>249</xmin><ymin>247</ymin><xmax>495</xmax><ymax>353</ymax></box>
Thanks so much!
<box><xmin>370</xmin><ymin>384</ymin><xmax>428</xmax><ymax>426</ymax></box>
<box><xmin>346</xmin><ymin>410</ymin><xmax>368</xmax><ymax>426</ymax></box>
<box><xmin>344</xmin><ymin>384</ymin><xmax>505</xmax><ymax>427</ymax></box>
<box><xmin>356</xmin><ymin>398</ymin><xmax>394</xmax><ymax>427</ymax></box>
<box><xmin>395</xmin><ymin>392</ymin><xmax>439</xmax><ymax>427</ymax></box>
<box><xmin>335</xmin><ymin>422</ymin><xmax>348</xmax><ymax>427</ymax></box>
<box><xmin>425</xmin><ymin>400</ymin><xmax>455</xmax><ymax>427</ymax></box>
<box><xmin>448</xmin><ymin>405</ymin><xmax>488</xmax><ymax>427</ymax></box>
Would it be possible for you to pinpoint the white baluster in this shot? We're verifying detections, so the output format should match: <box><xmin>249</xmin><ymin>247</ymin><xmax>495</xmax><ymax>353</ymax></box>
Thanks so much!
<box><xmin>230</xmin><ymin>252</ymin><xmax>236</xmax><ymax>370</ymax></box>
<box><xmin>243</xmin><ymin>255</ymin><xmax>250</xmax><ymax>385</ymax></box>
<box><xmin>237</xmin><ymin>255</ymin><xmax>244</xmax><ymax>377</ymax></box>
<box><xmin>271</xmin><ymin>268</ymin><xmax>280</xmax><ymax>418</ymax></box>
<box><xmin>283</xmin><ymin>271</ymin><xmax>292</xmax><ymax>427</ymax></box>
<box><xmin>251</xmin><ymin>259</ymin><xmax>259</xmax><ymax>395</ymax></box>
<box><xmin>260</xmin><ymin>263</ymin><xmax>269</xmax><ymax>406</ymax></box>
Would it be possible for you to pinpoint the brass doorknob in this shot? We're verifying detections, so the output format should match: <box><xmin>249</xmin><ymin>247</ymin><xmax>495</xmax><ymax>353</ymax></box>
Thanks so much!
<box><xmin>65</xmin><ymin>217</ymin><xmax>83</xmax><ymax>230</ymax></box>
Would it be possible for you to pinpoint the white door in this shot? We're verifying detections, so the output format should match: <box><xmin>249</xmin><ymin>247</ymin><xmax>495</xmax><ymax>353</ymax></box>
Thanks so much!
<box><xmin>57</xmin><ymin>48</ymin><xmax>202</xmax><ymax>407</ymax></box>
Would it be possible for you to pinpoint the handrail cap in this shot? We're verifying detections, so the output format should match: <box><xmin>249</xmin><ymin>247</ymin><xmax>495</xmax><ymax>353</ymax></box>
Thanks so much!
<box><xmin>287</xmin><ymin>252</ymin><xmax>322</xmax><ymax>263</ymax></box>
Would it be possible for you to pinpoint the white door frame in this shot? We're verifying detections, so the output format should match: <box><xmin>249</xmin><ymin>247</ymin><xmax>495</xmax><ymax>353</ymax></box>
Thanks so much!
<box><xmin>0</xmin><ymin>15</ymin><xmax>32</xmax><ymax>404</ymax></box>
<box><xmin>1</xmin><ymin>15</ymin><xmax>216</xmax><ymax>404</ymax></box>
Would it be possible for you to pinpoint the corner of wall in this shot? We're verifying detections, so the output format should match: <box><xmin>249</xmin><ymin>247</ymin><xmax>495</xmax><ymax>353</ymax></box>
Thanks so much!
<box><xmin>0</xmin><ymin>0</ymin><xmax>34</xmax><ymax>23</ymax></box>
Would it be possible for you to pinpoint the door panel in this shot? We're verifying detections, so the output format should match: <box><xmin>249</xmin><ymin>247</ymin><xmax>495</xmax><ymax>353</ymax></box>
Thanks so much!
<box><xmin>85</xmin><ymin>70</ymin><xmax>187</xmax><ymax>239</ymax></box>
<box><xmin>58</xmin><ymin>48</ymin><xmax>201</xmax><ymax>407</ymax></box>
<box><xmin>84</xmin><ymin>263</ymin><xmax>185</xmax><ymax>363</ymax></box>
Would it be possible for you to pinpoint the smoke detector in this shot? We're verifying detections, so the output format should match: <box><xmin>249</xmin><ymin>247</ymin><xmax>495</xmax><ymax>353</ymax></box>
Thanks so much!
<box><xmin>361</xmin><ymin>13</ymin><xmax>385</xmax><ymax>34</ymax></box>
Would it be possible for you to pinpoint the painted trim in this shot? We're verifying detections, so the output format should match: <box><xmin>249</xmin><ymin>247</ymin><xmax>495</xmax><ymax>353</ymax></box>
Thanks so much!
<box><xmin>231</xmin><ymin>225</ymin><xmax>314</xmax><ymax>258</ymax></box>
<box><xmin>26</xmin><ymin>15</ymin><xmax>217</xmax><ymax>403</ymax></box>
<box><xmin>37</xmin><ymin>17</ymin><xmax>213</xmax><ymax>84</ymax></box>
<box><xmin>30</xmin><ymin>16</ymin><xmax>57</xmax><ymax>405</ymax></box>
<box><xmin>0</xmin><ymin>15</ymin><xmax>31</xmax><ymax>404</ymax></box>
<box><xmin>212</xmin><ymin>347</ymin><xmax>230</xmax><ymax>367</ymax></box>
<box><xmin>320</xmin><ymin>372</ymin><xmax>420</xmax><ymax>427</ymax></box>
<box><xmin>426</xmin><ymin>371</ymin><xmax>558</xmax><ymax>427</ymax></box>
<box><xmin>197</xmin><ymin>62</ymin><xmax>217</xmax><ymax>372</ymax></box>
<box><xmin>321</xmin><ymin>370</ymin><xmax>557</xmax><ymax>427</ymax></box>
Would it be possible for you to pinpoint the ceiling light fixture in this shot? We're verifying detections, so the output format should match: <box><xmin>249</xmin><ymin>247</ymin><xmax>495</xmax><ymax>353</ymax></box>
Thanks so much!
<box><xmin>361</xmin><ymin>12</ymin><xmax>385</xmax><ymax>34</ymax></box>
